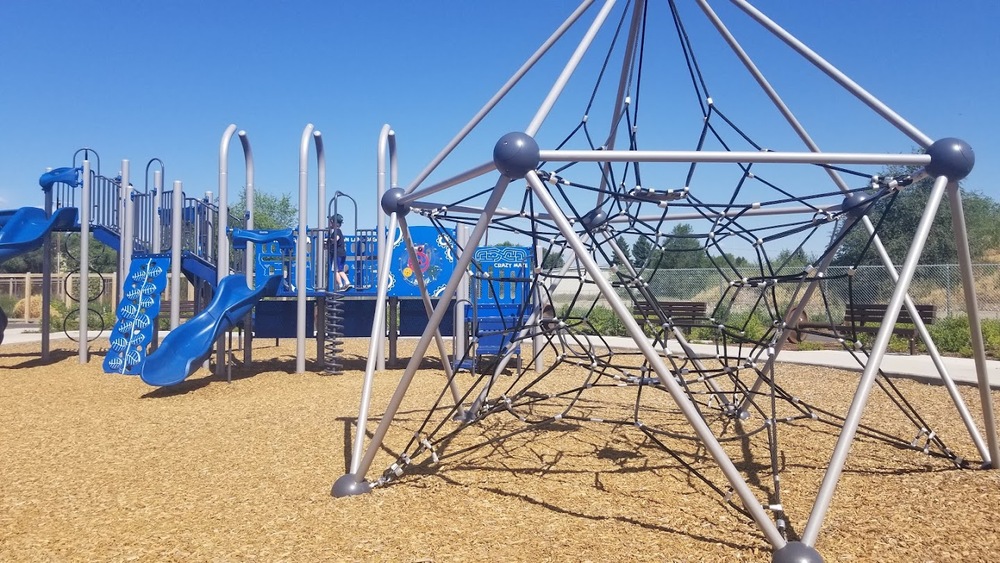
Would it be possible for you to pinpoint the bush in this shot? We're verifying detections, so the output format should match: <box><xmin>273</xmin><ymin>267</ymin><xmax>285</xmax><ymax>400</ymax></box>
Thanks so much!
<box><xmin>928</xmin><ymin>316</ymin><xmax>973</xmax><ymax>357</ymax></box>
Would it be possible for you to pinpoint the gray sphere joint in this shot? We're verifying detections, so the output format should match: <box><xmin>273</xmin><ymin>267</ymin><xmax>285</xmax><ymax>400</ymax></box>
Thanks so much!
<box><xmin>380</xmin><ymin>187</ymin><xmax>410</xmax><ymax>217</ymax></box>
<box><xmin>331</xmin><ymin>474</ymin><xmax>373</xmax><ymax>498</ymax></box>
<box><xmin>772</xmin><ymin>541</ymin><xmax>824</xmax><ymax>563</ymax></box>
<box><xmin>925</xmin><ymin>137</ymin><xmax>975</xmax><ymax>180</ymax></box>
<box><xmin>580</xmin><ymin>208</ymin><xmax>609</xmax><ymax>231</ymax></box>
<box><xmin>493</xmin><ymin>132</ymin><xmax>540</xmax><ymax>179</ymax></box>
<box><xmin>841</xmin><ymin>192</ymin><xmax>872</xmax><ymax>221</ymax></box>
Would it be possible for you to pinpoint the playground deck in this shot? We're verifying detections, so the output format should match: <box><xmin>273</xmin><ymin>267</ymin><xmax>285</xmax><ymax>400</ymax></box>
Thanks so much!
<box><xmin>1</xmin><ymin>338</ymin><xmax>998</xmax><ymax>562</ymax></box>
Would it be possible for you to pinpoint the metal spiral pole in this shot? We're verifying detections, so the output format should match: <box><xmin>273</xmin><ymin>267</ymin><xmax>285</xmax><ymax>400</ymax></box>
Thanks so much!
<box><xmin>323</xmin><ymin>291</ymin><xmax>345</xmax><ymax>374</ymax></box>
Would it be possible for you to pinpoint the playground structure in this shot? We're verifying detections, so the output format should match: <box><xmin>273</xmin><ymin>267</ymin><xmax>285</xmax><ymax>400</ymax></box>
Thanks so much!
<box><xmin>0</xmin><ymin>128</ymin><xmax>330</xmax><ymax>380</ymax></box>
<box><xmin>0</xmin><ymin>1</ymin><xmax>997</xmax><ymax>560</ymax></box>
<box><xmin>328</xmin><ymin>2</ymin><xmax>999</xmax><ymax>562</ymax></box>
<box><xmin>0</xmin><ymin>124</ymin><xmax>489</xmax><ymax>385</ymax></box>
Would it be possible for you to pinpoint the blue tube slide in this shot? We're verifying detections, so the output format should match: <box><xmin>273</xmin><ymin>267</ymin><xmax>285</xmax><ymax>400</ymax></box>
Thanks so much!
<box><xmin>140</xmin><ymin>274</ymin><xmax>282</xmax><ymax>387</ymax></box>
<box><xmin>0</xmin><ymin>207</ymin><xmax>78</xmax><ymax>264</ymax></box>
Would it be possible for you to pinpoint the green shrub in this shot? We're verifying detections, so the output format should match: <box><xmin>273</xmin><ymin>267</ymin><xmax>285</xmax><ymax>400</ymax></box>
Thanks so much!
<box><xmin>929</xmin><ymin>316</ymin><xmax>973</xmax><ymax>357</ymax></box>
<box><xmin>588</xmin><ymin>305</ymin><xmax>627</xmax><ymax>336</ymax></box>
<box><xmin>982</xmin><ymin>319</ymin><xmax>1000</xmax><ymax>357</ymax></box>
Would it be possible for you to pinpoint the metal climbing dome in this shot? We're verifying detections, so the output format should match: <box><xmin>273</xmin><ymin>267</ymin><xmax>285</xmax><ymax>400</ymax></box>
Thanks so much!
<box><xmin>331</xmin><ymin>1</ymin><xmax>998</xmax><ymax>561</ymax></box>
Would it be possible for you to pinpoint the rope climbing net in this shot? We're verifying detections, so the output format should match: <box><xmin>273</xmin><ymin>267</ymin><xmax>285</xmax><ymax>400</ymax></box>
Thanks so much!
<box><xmin>339</xmin><ymin>1</ymin><xmax>993</xmax><ymax>558</ymax></box>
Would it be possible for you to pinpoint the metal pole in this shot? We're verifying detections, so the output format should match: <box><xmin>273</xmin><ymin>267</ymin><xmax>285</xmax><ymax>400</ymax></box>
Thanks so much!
<box><xmin>41</xmin><ymin>181</ymin><xmax>53</xmax><ymax>361</ymax></box>
<box><xmin>217</xmin><ymin>125</ymin><xmax>237</xmax><ymax>376</ymax></box>
<box><xmin>171</xmin><ymin>181</ymin><xmax>182</xmax><ymax>329</ymax></box>
<box><xmin>525</xmin><ymin>169</ymin><xmax>785</xmax><ymax>549</ymax></box>
<box><xmin>121</xmin><ymin>160</ymin><xmax>133</xmax><ymax>297</ymax></box>
<box><xmin>239</xmin><ymin>130</ymin><xmax>255</xmax><ymax>366</ymax></box>
<box><xmin>376</xmin><ymin>125</ymin><xmax>393</xmax><ymax>371</ymax></box>
<box><xmin>152</xmin><ymin>169</ymin><xmax>163</xmax><ymax>253</ymax></box>
<box><xmin>346</xmin><ymin>177</ymin><xmax>512</xmax><ymax>487</ymax></box>
<box><xmin>948</xmin><ymin>182</ymin><xmax>1000</xmax><ymax>467</ymax></box>
<box><xmin>403</xmin><ymin>0</ymin><xmax>596</xmax><ymax>194</ymax></box>
<box><xmin>730</xmin><ymin>0</ymin><xmax>933</xmax><ymax>148</ymax></box>
<box><xmin>79</xmin><ymin>160</ymin><xmax>90</xmax><ymax>363</ymax></box>
<box><xmin>526</xmin><ymin>0</ymin><xmax>616</xmax><ymax>136</ymax></box>
<box><xmin>538</xmin><ymin>149</ymin><xmax>930</xmax><ymax>166</ymax></box>
<box><xmin>802</xmin><ymin>175</ymin><xmax>951</xmax><ymax>546</ymax></box>
<box><xmin>296</xmin><ymin>124</ymin><xmax>314</xmax><ymax>373</ymax></box>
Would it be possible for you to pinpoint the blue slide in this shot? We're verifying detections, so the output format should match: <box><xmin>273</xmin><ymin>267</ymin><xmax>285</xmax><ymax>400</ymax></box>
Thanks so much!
<box><xmin>0</xmin><ymin>207</ymin><xmax>78</xmax><ymax>346</ymax></box>
<box><xmin>0</xmin><ymin>207</ymin><xmax>78</xmax><ymax>263</ymax></box>
<box><xmin>140</xmin><ymin>274</ymin><xmax>282</xmax><ymax>387</ymax></box>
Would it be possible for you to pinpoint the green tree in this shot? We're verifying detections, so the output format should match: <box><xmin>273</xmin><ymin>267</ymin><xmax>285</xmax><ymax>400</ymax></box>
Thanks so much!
<box><xmin>612</xmin><ymin>235</ymin><xmax>631</xmax><ymax>267</ymax></box>
<box><xmin>631</xmin><ymin>236</ymin><xmax>653</xmax><ymax>267</ymax></box>
<box><xmin>230</xmin><ymin>190</ymin><xmax>298</xmax><ymax>230</ymax></box>
<box><xmin>542</xmin><ymin>249</ymin><xmax>565</xmax><ymax>270</ymax></box>
<box><xmin>649</xmin><ymin>223</ymin><xmax>712</xmax><ymax>269</ymax></box>
<box><xmin>834</xmin><ymin>167</ymin><xmax>1000</xmax><ymax>266</ymax></box>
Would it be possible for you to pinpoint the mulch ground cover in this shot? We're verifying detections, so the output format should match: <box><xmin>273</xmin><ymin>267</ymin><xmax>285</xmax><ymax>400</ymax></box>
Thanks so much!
<box><xmin>2</xmin><ymin>337</ymin><xmax>998</xmax><ymax>562</ymax></box>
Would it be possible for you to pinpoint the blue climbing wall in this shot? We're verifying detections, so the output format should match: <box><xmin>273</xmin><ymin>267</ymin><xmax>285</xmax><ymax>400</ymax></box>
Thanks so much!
<box><xmin>103</xmin><ymin>255</ymin><xmax>170</xmax><ymax>375</ymax></box>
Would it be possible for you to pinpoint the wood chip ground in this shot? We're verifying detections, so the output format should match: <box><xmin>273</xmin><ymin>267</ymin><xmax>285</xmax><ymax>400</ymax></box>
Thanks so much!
<box><xmin>2</xmin><ymin>338</ymin><xmax>998</xmax><ymax>562</ymax></box>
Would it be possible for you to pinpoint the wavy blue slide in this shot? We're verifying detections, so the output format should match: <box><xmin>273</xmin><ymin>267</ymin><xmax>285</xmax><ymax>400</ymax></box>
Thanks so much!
<box><xmin>140</xmin><ymin>274</ymin><xmax>282</xmax><ymax>387</ymax></box>
<box><xmin>0</xmin><ymin>207</ymin><xmax>78</xmax><ymax>263</ymax></box>
<box><xmin>0</xmin><ymin>207</ymin><xmax>78</xmax><ymax>346</ymax></box>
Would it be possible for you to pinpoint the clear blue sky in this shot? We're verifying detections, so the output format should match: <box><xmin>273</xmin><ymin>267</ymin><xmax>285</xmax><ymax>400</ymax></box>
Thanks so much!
<box><xmin>1</xmin><ymin>0</ymin><xmax>997</xmax><ymax>255</ymax></box>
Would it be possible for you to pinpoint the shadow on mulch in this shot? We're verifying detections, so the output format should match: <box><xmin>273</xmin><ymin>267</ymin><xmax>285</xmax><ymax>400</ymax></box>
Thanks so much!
<box><xmin>0</xmin><ymin>348</ymin><xmax>78</xmax><ymax>369</ymax></box>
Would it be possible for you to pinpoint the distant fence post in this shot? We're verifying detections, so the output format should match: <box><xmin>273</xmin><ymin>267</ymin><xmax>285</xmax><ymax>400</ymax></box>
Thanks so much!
<box><xmin>23</xmin><ymin>272</ymin><xmax>32</xmax><ymax>321</ymax></box>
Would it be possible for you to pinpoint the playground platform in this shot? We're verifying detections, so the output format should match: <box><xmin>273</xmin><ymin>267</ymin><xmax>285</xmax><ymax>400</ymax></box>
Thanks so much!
<box><xmin>5</xmin><ymin>326</ymin><xmax>999</xmax><ymax>389</ymax></box>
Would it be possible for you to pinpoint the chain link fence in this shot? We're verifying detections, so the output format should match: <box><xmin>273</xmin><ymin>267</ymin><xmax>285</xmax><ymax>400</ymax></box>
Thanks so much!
<box><xmin>0</xmin><ymin>272</ymin><xmax>195</xmax><ymax>324</ymax></box>
<box><xmin>550</xmin><ymin>264</ymin><xmax>1000</xmax><ymax>321</ymax></box>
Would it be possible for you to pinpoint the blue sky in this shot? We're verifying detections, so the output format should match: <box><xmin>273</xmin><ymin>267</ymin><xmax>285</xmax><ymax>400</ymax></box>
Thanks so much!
<box><xmin>1</xmin><ymin>0</ymin><xmax>997</xmax><ymax>256</ymax></box>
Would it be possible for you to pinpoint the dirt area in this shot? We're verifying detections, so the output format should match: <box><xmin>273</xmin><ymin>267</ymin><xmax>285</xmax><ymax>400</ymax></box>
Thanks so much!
<box><xmin>1</xmin><ymin>337</ymin><xmax>998</xmax><ymax>562</ymax></box>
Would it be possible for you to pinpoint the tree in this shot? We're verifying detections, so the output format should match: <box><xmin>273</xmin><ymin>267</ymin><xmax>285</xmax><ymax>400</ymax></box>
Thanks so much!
<box><xmin>649</xmin><ymin>223</ymin><xmax>712</xmax><ymax>269</ymax></box>
<box><xmin>612</xmin><ymin>236</ymin><xmax>631</xmax><ymax>267</ymax></box>
<box><xmin>631</xmin><ymin>236</ymin><xmax>653</xmax><ymax>267</ymax></box>
<box><xmin>833</xmin><ymin>166</ymin><xmax>1000</xmax><ymax>266</ymax></box>
<box><xmin>229</xmin><ymin>190</ymin><xmax>298</xmax><ymax>230</ymax></box>
<box><xmin>542</xmin><ymin>249</ymin><xmax>565</xmax><ymax>270</ymax></box>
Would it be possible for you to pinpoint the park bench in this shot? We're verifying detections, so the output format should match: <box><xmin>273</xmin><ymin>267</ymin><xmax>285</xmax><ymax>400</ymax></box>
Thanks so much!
<box><xmin>796</xmin><ymin>303</ymin><xmax>936</xmax><ymax>355</ymax></box>
<box><xmin>158</xmin><ymin>300</ymin><xmax>197</xmax><ymax>319</ymax></box>
<box><xmin>632</xmin><ymin>300</ymin><xmax>707</xmax><ymax>332</ymax></box>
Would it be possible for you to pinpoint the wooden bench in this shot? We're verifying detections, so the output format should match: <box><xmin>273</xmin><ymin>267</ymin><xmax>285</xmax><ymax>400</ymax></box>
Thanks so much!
<box><xmin>797</xmin><ymin>303</ymin><xmax>936</xmax><ymax>354</ymax></box>
<box><xmin>632</xmin><ymin>300</ymin><xmax>707</xmax><ymax>332</ymax></box>
<box><xmin>158</xmin><ymin>300</ymin><xmax>197</xmax><ymax>319</ymax></box>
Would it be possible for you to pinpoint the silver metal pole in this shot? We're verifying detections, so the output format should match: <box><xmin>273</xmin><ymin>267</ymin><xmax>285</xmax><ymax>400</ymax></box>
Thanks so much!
<box><xmin>296</xmin><ymin>124</ymin><xmax>314</xmax><ymax>373</ymax></box>
<box><xmin>349</xmin><ymin>177</ymin><xmax>512</xmax><ymax>485</ymax></box>
<box><xmin>948</xmin><ymin>182</ymin><xmax>1000</xmax><ymax>466</ymax></box>
<box><xmin>397</xmin><ymin>215</ymin><xmax>466</xmax><ymax>412</ymax></box>
<box><xmin>79</xmin><ymin>160</ymin><xmax>91</xmax><ymax>363</ymax></box>
<box><xmin>349</xmin><ymin>212</ymin><xmax>402</xmax><ymax>475</ymax></box>
<box><xmin>596</xmin><ymin>0</ymin><xmax>645</xmax><ymax>200</ymax></box>
<box><xmin>152</xmin><ymin>169</ymin><xmax>163</xmax><ymax>253</ymax></box>
<box><xmin>730</xmin><ymin>0</ymin><xmax>933</xmax><ymax>148</ymax></box>
<box><xmin>239</xmin><ymin>130</ymin><xmax>255</xmax><ymax>286</ymax></box>
<box><xmin>171</xmin><ymin>181</ymin><xmax>182</xmax><ymax>329</ymax></box>
<box><xmin>526</xmin><ymin>0</ymin><xmax>617</xmax><ymax>136</ymax></box>
<box><xmin>239</xmin><ymin>130</ymin><xmax>255</xmax><ymax>366</ymax></box>
<box><xmin>455</xmin><ymin>224</ymin><xmax>470</xmax><ymax>367</ymax></box>
<box><xmin>538</xmin><ymin>149</ymin><xmax>931</xmax><ymax>166</ymax></box>
<box><xmin>802</xmin><ymin>175</ymin><xmax>951</xmax><ymax>546</ymax></box>
<box><xmin>314</xmin><ymin>130</ymin><xmax>326</xmax><ymax>290</ymax></box>
<box><xmin>121</xmin><ymin>160</ymin><xmax>133</xmax><ymax>297</ymax></box>
<box><xmin>525</xmin><ymin>170</ymin><xmax>785</xmax><ymax>548</ymax></box>
<box><xmin>217</xmin><ymin>125</ymin><xmax>237</xmax><ymax>376</ymax></box>
<box><xmin>404</xmin><ymin>0</ymin><xmax>596</xmax><ymax>194</ymax></box>
<box><xmin>695</xmin><ymin>0</ymin><xmax>852</xmax><ymax>194</ymax></box>
<box><xmin>376</xmin><ymin>125</ymin><xmax>394</xmax><ymax>371</ymax></box>
<box><xmin>696</xmin><ymin>1</ymin><xmax>990</xmax><ymax>456</ymax></box>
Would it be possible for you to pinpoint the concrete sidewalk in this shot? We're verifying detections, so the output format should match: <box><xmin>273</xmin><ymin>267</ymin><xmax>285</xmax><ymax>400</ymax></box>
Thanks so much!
<box><xmin>4</xmin><ymin>326</ymin><xmax>999</xmax><ymax>389</ymax></box>
<box><xmin>597</xmin><ymin>336</ymin><xmax>1000</xmax><ymax>389</ymax></box>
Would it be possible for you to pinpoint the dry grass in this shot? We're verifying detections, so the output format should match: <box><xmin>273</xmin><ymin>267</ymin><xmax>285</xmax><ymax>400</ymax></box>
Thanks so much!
<box><xmin>2</xmin><ymin>337</ymin><xmax>999</xmax><ymax>562</ymax></box>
